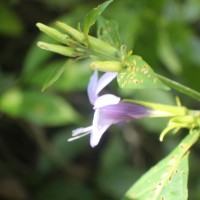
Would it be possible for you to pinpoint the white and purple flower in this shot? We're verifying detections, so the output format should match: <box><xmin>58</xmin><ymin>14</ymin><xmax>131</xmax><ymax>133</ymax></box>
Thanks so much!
<box><xmin>68</xmin><ymin>70</ymin><xmax>150</xmax><ymax>147</ymax></box>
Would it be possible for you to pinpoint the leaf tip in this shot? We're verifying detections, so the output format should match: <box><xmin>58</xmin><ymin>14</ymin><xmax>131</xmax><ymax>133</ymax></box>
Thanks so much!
<box><xmin>41</xmin><ymin>86</ymin><xmax>46</xmax><ymax>92</ymax></box>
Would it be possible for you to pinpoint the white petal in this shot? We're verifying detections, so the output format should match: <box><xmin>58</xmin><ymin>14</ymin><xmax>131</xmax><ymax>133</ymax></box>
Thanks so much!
<box><xmin>90</xmin><ymin>109</ymin><xmax>114</xmax><ymax>147</ymax></box>
<box><xmin>95</xmin><ymin>72</ymin><xmax>117</xmax><ymax>95</ymax></box>
<box><xmin>87</xmin><ymin>70</ymin><xmax>98</xmax><ymax>105</ymax></box>
<box><xmin>94</xmin><ymin>94</ymin><xmax>120</xmax><ymax>108</ymax></box>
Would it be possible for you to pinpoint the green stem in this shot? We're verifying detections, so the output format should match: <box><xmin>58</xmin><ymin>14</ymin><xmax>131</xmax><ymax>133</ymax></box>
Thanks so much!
<box><xmin>157</xmin><ymin>74</ymin><xmax>200</xmax><ymax>101</ymax></box>
<box><xmin>75</xmin><ymin>42</ymin><xmax>121</xmax><ymax>62</ymax></box>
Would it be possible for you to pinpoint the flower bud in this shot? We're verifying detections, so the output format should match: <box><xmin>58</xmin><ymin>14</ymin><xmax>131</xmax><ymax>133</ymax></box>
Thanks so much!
<box><xmin>90</xmin><ymin>61</ymin><xmax>123</xmax><ymax>72</ymax></box>
<box><xmin>37</xmin><ymin>42</ymin><xmax>83</xmax><ymax>57</ymax></box>
<box><xmin>56</xmin><ymin>21</ymin><xmax>118</xmax><ymax>57</ymax></box>
<box><xmin>36</xmin><ymin>23</ymin><xmax>69</xmax><ymax>44</ymax></box>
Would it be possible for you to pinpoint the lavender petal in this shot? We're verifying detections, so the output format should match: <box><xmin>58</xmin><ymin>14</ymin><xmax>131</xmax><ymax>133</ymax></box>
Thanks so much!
<box><xmin>95</xmin><ymin>72</ymin><xmax>117</xmax><ymax>95</ymax></box>
<box><xmin>100</xmin><ymin>102</ymin><xmax>150</xmax><ymax>121</ymax></box>
<box><xmin>87</xmin><ymin>70</ymin><xmax>98</xmax><ymax>105</ymax></box>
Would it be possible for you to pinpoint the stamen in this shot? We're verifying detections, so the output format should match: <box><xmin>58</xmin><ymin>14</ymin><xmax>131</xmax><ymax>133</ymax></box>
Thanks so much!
<box><xmin>68</xmin><ymin>131</ymin><xmax>91</xmax><ymax>142</ymax></box>
<box><xmin>72</xmin><ymin>126</ymin><xmax>92</xmax><ymax>136</ymax></box>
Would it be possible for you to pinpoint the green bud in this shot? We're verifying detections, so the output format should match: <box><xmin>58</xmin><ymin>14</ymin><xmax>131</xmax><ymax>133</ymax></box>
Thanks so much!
<box><xmin>89</xmin><ymin>36</ymin><xmax>118</xmax><ymax>58</ymax></box>
<box><xmin>55</xmin><ymin>21</ymin><xmax>84</xmax><ymax>43</ymax></box>
<box><xmin>37</xmin><ymin>42</ymin><xmax>83</xmax><ymax>57</ymax></box>
<box><xmin>36</xmin><ymin>23</ymin><xmax>69</xmax><ymax>44</ymax></box>
<box><xmin>160</xmin><ymin>115</ymin><xmax>197</xmax><ymax>141</ymax></box>
<box><xmin>56</xmin><ymin>21</ymin><xmax>118</xmax><ymax>57</ymax></box>
<box><xmin>90</xmin><ymin>61</ymin><xmax>123</xmax><ymax>72</ymax></box>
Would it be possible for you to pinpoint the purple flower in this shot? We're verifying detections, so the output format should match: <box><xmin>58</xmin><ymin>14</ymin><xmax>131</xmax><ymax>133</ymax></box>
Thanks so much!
<box><xmin>68</xmin><ymin>71</ymin><xmax>150</xmax><ymax>147</ymax></box>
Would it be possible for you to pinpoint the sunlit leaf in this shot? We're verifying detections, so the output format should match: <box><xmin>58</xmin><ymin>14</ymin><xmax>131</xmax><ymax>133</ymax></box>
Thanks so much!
<box><xmin>97</xmin><ymin>16</ymin><xmax>121</xmax><ymax>48</ymax></box>
<box><xmin>0</xmin><ymin>88</ymin><xmax>80</xmax><ymax>126</ymax></box>
<box><xmin>117</xmin><ymin>55</ymin><xmax>168</xmax><ymax>90</ymax></box>
<box><xmin>84</xmin><ymin>0</ymin><xmax>113</xmax><ymax>36</ymax></box>
<box><xmin>123</xmin><ymin>130</ymin><xmax>200</xmax><ymax>200</ymax></box>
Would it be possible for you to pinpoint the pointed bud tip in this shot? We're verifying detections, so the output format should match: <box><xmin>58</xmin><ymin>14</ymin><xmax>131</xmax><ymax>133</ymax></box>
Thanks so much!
<box><xmin>55</xmin><ymin>21</ymin><xmax>62</xmax><ymax>26</ymax></box>
<box><xmin>36</xmin><ymin>22</ymin><xmax>41</xmax><ymax>26</ymax></box>
<box><xmin>37</xmin><ymin>41</ymin><xmax>48</xmax><ymax>50</ymax></box>
<box><xmin>36</xmin><ymin>22</ymin><xmax>45</xmax><ymax>30</ymax></box>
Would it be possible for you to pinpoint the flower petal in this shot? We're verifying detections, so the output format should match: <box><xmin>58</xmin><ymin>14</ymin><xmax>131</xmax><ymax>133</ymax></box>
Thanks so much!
<box><xmin>100</xmin><ymin>102</ymin><xmax>150</xmax><ymax>121</ymax></box>
<box><xmin>90</xmin><ymin>109</ymin><xmax>114</xmax><ymax>147</ymax></box>
<box><xmin>95</xmin><ymin>72</ymin><xmax>117</xmax><ymax>95</ymax></box>
<box><xmin>94</xmin><ymin>94</ymin><xmax>120</xmax><ymax>108</ymax></box>
<box><xmin>87</xmin><ymin>70</ymin><xmax>98</xmax><ymax>105</ymax></box>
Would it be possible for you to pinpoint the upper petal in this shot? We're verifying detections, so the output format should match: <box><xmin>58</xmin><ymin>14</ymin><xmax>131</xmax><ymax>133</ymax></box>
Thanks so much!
<box><xmin>87</xmin><ymin>70</ymin><xmax>98</xmax><ymax>105</ymax></box>
<box><xmin>95</xmin><ymin>72</ymin><xmax>117</xmax><ymax>96</ymax></box>
<box><xmin>94</xmin><ymin>94</ymin><xmax>120</xmax><ymax>108</ymax></box>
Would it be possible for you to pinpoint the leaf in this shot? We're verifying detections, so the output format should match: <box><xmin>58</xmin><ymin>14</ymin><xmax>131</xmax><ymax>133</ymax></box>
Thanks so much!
<box><xmin>0</xmin><ymin>88</ymin><xmax>80</xmax><ymax>126</ymax></box>
<box><xmin>26</xmin><ymin>59</ymin><xmax>92</xmax><ymax>92</ymax></box>
<box><xmin>117</xmin><ymin>55</ymin><xmax>168</xmax><ymax>90</ymax></box>
<box><xmin>122</xmin><ymin>130</ymin><xmax>200</xmax><ymax>200</ymax></box>
<box><xmin>84</xmin><ymin>0</ymin><xmax>113</xmax><ymax>36</ymax></box>
<box><xmin>22</xmin><ymin>34</ymin><xmax>53</xmax><ymax>78</ymax></box>
<box><xmin>157</xmin><ymin>29</ymin><xmax>182</xmax><ymax>75</ymax></box>
<box><xmin>97</xmin><ymin>16</ymin><xmax>121</xmax><ymax>48</ymax></box>
<box><xmin>0</xmin><ymin>3</ymin><xmax>24</xmax><ymax>37</ymax></box>
<box><xmin>42</xmin><ymin>59</ymin><xmax>75</xmax><ymax>91</ymax></box>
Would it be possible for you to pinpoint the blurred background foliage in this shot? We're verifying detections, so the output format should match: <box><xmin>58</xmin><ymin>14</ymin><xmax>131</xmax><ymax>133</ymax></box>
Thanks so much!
<box><xmin>0</xmin><ymin>0</ymin><xmax>200</xmax><ymax>199</ymax></box>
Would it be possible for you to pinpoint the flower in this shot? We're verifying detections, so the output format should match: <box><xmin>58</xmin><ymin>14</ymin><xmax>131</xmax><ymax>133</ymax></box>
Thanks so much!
<box><xmin>68</xmin><ymin>70</ymin><xmax>150</xmax><ymax>147</ymax></box>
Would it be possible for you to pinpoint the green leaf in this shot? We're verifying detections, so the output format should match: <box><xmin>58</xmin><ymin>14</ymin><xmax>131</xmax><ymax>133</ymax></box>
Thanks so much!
<box><xmin>84</xmin><ymin>0</ymin><xmax>113</xmax><ymax>36</ymax></box>
<box><xmin>0</xmin><ymin>3</ymin><xmax>24</xmax><ymax>37</ymax></box>
<box><xmin>22</xmin><ymin>34</ymin><xmax>53</xmax><ymax>78</ymax></box>
<box><xmin>97</xmin><ymin>16</ymin><xmax>121</xmax><ymax>48</ymax></box>
<box><xmin>157</xmin><ymin>29</ymin><xmax>182</xmax><ymax>75</ymax></box>
<box><xmin>42</xmin><ymin>59</ymin><xmax>75</xmax><ymax>91</ymax></box>
<box><xmin>117</xmin><ymin>55</ymin><xmax>168</xmax><ymax>90</ymax></box>
<box><xmin>26</xmin><ymin>59</ymin><xmax>92</xmax><ymax>92</ymax></box>
<box><xmin>0</xmin><ymin>88</ymin><xmax>80</xmax><ymax>126</ymax></box>
<box><xmin>123</xmin><ymin>130</ymin><xmax>200</xmax><ymax>200</ymax></box>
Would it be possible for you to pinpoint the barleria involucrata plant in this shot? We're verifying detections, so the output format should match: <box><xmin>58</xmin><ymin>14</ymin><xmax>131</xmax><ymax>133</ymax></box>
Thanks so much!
<box><xmin>36</xmin><ymin>0</ymin><xmax>200</xmax><ymax>199</ymax></box>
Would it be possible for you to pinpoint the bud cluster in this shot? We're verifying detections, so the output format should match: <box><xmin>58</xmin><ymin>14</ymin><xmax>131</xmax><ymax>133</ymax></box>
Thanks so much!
<box><xmin>36</xmin><ymin>22</ymin><xmax>123</xmax><ymax>72</ymax></box>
